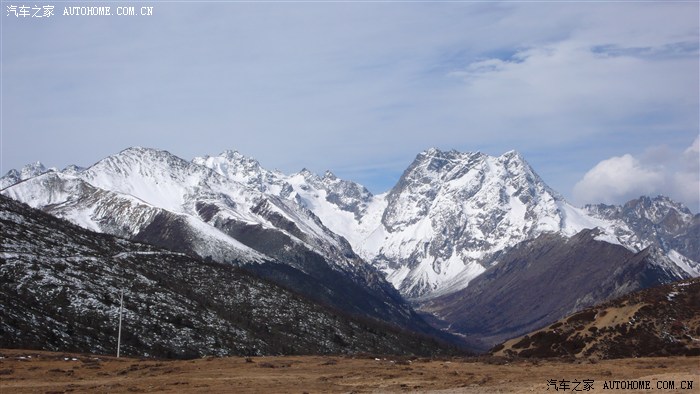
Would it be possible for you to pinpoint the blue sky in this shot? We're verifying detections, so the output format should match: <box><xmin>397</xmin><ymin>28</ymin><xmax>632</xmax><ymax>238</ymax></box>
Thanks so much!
<box><xmin>2</xmin><ymin>1</ymin><xmax>699</xmax><ymax>210</ymax></box>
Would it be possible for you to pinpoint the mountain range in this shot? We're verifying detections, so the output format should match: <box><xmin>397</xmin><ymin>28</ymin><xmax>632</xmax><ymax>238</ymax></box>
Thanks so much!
<box><xmin>2</xmin><ymin>146</ymin><xmax>698</xmax><ymax>352</ymax></box>
<box><xmin>0</xmin><ymin>194</ymin><xmax>456</xmax><ymax>357</ymax></box>
<box><xmin>1</xmin><ymin>148</ymin><xmax>443</xmax><ymax>341</ymax></box>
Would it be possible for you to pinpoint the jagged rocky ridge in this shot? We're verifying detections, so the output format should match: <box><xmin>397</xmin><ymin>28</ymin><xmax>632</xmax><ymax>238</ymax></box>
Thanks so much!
<box><xmin>0</xmin><ymin>194</ymin><xmax>459</xmax><ymax>358</ymax></box>
<box><xmin>585</xmin><ymin>196</ymin><xmax>700</xmax><ymax>263</ymax></box>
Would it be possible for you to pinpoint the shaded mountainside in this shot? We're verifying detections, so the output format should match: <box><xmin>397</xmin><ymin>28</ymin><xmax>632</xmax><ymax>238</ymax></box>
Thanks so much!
<box><xmin>493</xmin><ymin>277</ymin><xmax>700</xmax><ymax>359</ymax></box>
<box><xmin>0</xmin><ymin>148</ymin><xmax>442</xmax><ymax>340</ymax></box>
<box><xmin>0</xmin><ymin>195</ymin><xmax>461</xmax><ymax>358</ymax></box>
<box><xmin>419</xmin><ymin>229</ymin><xmax>691</xmax><ymax>351</ymax></box>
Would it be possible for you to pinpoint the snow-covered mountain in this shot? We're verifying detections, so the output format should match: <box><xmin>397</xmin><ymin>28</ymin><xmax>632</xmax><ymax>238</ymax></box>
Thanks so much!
<box><xmin>0</xmin><ymin>161</ymin><xmax>51</xmax><ymax>189</ymax></box>
<box><xmin>0</xmin><ymin>194</ymin><xmax>456</xmax><ymax>357</ymax></box>
<box><xmin>1</xmin><ymin>148</ymin><xmax>437</xmax><ymax>336</ymax></box>
<box><xmin>3</xmin><ymin>147</ymin><xmax>697</xmax><ymax>304</ymax></box>
<box><xmin>4</xmin><ymin>147</ymin><xmax>369</xmax><ymax>267</ymax></box>
<box><xmin>359</xmin><ymin>149</ymin><xmax>622</xmax><ymax>298</ymax></box>
<box><xmin>265</xmin><ymin>148</ymin><xmax>698</xmax><ymax>299</ymax></box>
<box><xmin>1</xmin><ymin>151</ymin><xmax>265</xmax><ymax>263</ymax></box>
<box><xmin>192</xmin><ymin>150</ymin><xmax>293</xmax><ymax>196</ymax></box>
<box><xmin>271</xmin><ymin>149</ymin><xmax>641</xmax><ymax>298</ymax></box>
<box><xmin>191</xmin><ymin>150</ymin><xmax>378</xmax><ymax>255</ymax></box>
<box><xmin>585</xmin><ymin>196</ymin><xmax>700</xmax><ymax>264</ymax></box>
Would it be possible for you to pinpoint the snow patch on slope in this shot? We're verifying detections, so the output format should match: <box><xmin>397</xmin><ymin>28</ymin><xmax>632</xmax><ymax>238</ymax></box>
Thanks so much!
<box><xmin>668</xmin><ymin>249</ymin><xmax>700</xmax><ymax>277</ymax></box>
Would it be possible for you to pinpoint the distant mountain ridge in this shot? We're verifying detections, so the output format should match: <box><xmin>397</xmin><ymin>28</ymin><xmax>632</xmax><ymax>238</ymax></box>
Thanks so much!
<box><xmin>585</xmin><ymin>196</ymin><xmax>700</xmax><ymax>263</ymax></box>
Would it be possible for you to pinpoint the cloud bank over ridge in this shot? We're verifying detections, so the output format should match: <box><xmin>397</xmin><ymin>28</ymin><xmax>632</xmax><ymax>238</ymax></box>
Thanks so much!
<box><xmin>574</xmin><ymin>138</ymin><xmax>699</xmax><ymax>210</ymax></box>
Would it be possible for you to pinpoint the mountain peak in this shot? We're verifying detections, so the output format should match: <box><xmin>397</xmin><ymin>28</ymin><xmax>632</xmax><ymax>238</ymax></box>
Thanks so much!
<box><xmin>323</xmin><ymin>170</ymin><xmax>337</xmax><ymax>180</ymax></box>
<box><xmin>499</xmin><ymin>149</ymin><xmax>523</xmax><ymax>160</ymax></box>
<box><xmin>19</xmin><ymin>161</ymin><xmax>55</xmax><ymax>181</ymax></box>
<box><xmin>218</xmin><ymin>150</ymin><xmax>256</xmax><ymax>164</ymax></box>
<box><xmin>416</xmin><ymin>149</ymin><xmax>530</xmax><ymax>170</ymax></box>
<box><xmin>97</xmin><ymin>147</ymin><xmax>188</xmax><ymax>169</ymax></box>
<box><xmin>624</xmin><ymin>195</ymin><xmax>695</xmax><ymax>217</ymax></box>
<box><xmin>419</xmin><ymin>147</ymin><xmax>469</xmax><ymax>159</ymax></box>
<box><xmin>192</xmin><ymin>150</ymin><xmax>291</xmax><ymax>195</ymax></box>
<box><xmin>220</xmin><ymin>149</ymin><xmax>242</xmax><ymax>158</ymax></box>
<box><xmin>119</xmin><ymin>146</ymin><xmax>154</xmax><ymax>155</ymax></box>
<box><xmin>421</xmin><ymin>147</ymin><xmax>442</xmax><ymax>156</ymax></box>
<box><xmin>3</xmin><ymin>168</ymin><xmax>20</xmax><ymax>178</ymax></box>
<box><xmin>110</xmin><ymin>147</ymin><xmax>186</xmax><ymax>165</ymax></box>
<box><xmin>21</xmin><ymin>161</ymin><xmax>48</xmax><ymax>175</ymax></box>
<box><xmin>1</xmin><ymin>161</ymin><xmax>56</xmax><ymax>189</ymax></box>
<box><xmin>25</xmin><ymin>160</ymin><xmax>46</xmax><ymax>169</ymax></box>
<box><xmin>298</xmin><ymin>168</ymin><xmax>316</xmax><ymax>178</ymax></box>
<box><xmin>378</xmin><ymin>147</ymin><xmax>578</xmax><ymax>296</ymax></box>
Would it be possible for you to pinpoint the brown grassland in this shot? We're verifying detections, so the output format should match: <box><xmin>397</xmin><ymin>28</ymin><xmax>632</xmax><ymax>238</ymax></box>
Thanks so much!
<box><xmin>1</xmin><ymin>349</ymin><xmax>698</xmax><ymax>393</ymax></box>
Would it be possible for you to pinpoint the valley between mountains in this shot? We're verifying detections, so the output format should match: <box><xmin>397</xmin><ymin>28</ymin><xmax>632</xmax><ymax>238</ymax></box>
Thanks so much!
<box><xmin>1</xmin><ymin>146</ymin><xmax>698</xmax><ymax>358</ymax></box>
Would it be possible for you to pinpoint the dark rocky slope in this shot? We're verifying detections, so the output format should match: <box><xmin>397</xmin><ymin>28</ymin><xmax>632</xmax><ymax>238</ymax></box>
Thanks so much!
<box><xmin>420</xmin><ymin>229</ymin><xmax>690</xmax><ymax>350</ymax></box>
<box><xmin>0</xmin><ymin>195</ymin><xmax>460</xmax><ymax>358</ymax></box>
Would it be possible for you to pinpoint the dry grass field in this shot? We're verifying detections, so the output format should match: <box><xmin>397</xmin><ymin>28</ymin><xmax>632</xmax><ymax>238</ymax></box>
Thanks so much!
<box><xmin>1</xmin><ymin>349</ymin><xmax>698</xmax><ymax>393</ymax></box>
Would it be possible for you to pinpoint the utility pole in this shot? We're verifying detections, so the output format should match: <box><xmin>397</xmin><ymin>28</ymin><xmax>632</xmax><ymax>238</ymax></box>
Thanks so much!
<box><xmin>117</xmin><ymin>288</ymin><xmax>124</xmax><ymax>358</ymax></box>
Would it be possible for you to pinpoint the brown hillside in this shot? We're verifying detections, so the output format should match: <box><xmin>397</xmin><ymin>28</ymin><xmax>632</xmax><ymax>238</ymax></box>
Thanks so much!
<box><xmin>492</xmin><ymin>278</ymin><xmax>700</xmax><ymax>359</ymax></box>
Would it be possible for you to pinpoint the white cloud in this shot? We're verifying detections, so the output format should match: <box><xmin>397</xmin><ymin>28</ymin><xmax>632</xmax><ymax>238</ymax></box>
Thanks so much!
<box><xmin>573</xmin><ymin>154</ymin><xmax>664</xmax><ymax>205</ymax></box>
<box><xmin>573</xmin><ymin>138</ymin><xmax>700</xmax><ymax>211</ymax></box>
<box><xmin>676</xmin><ymin>137</ymin><xmax>700</xmax><ymax>207</ymax></box>
<box><xmin>683</xmin><ymin>136</ymin><xmax>700</xmax><ymax>159</ymax></box>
